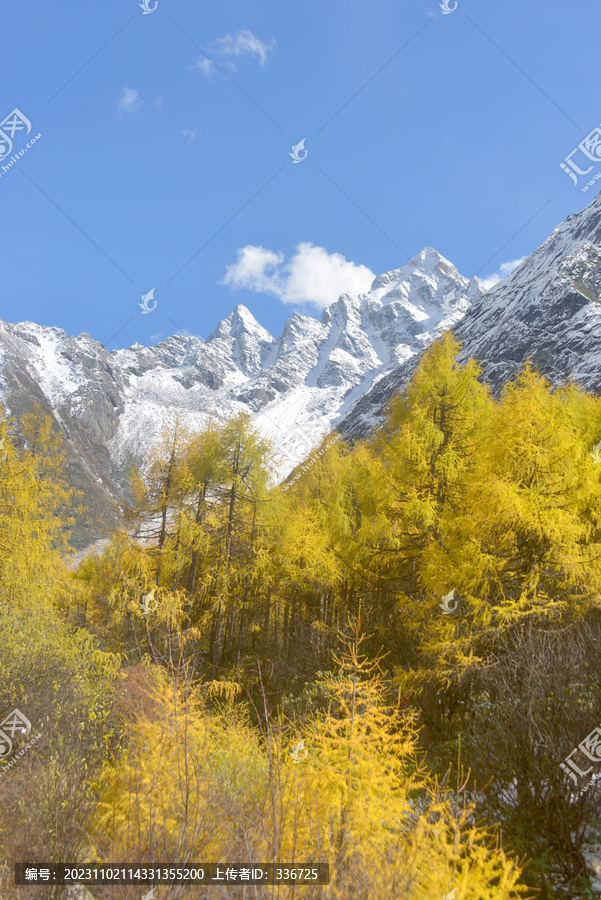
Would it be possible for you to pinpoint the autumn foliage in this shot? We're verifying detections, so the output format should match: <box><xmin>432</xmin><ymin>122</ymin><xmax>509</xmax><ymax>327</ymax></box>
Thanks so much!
<box><xmin>3</xmin><ymin>336</ymin><xmax>601</xmax><ymax>896</ymax></box>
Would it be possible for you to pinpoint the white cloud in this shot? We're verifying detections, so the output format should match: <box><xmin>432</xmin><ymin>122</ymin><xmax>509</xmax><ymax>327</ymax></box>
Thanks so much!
<box><xmin>223</xmin><ymin>245</ymin><xmax>284</xmax><ymax>295</ymax></box>
<box><xmin>481</xmin><ymin>256</ymin><xmax>526</xmax><ymax>290</ymax></box>
<box><xmin>222</xmin><ymin>243</ymin><xmax>375</xmax><ymax>310</ymax></box>
<box><xmin>152</xmin><ymin>328</ymin><xmax>197</xmax><ymax>342</ymax></box>
<box><xmin>192</xmin><ymin>58</ymin><xmax>215</xmax><ymax>78</ymax></box>
<box><xmin>182</xmin><ymin>129</ymin><xmax>197</xmax><ymax>143</ymax></box>
<box><xmin>192</xmin><ymin>30</ymin><xmax>276</xmax><ymax>76</ymax></box>
<box><xmin>215</xmin><ymin>29</ymin><xmax>276</xmax><ymax>66</ymax></box>
<box><xmin>117</xmin><ymin>86</ymin><xmax>140</xmax><ymax>117</ymax></box>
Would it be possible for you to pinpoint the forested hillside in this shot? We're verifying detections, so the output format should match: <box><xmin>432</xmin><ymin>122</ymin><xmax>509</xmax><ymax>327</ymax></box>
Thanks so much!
<box><xmin>2</xmin><ymin>333</ymin><xmax>601</xmax><ymax>898</ymax></box>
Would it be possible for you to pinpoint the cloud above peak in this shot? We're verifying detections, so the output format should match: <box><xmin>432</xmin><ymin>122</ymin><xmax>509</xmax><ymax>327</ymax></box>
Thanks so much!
<box><xmin>222</xmin><ymin>243</ymin><xmax>375</xmax><ymax>310</ymax></box>
<box><xmin>481</xmin><ymin>256</ymin><xmax>526</xmax><ymax>290</ymax></box>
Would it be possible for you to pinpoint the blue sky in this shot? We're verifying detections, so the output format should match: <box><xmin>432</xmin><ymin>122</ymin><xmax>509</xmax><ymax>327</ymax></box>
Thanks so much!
<box><xmin>2</xmin><ymin>0</ymin><xmax>600</xmax><ymax>349</ymax></box>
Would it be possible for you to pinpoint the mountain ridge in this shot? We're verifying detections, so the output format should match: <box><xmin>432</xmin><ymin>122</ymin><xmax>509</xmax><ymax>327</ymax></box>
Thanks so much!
<box><xmin>338</xmin><ymin>193</ymin><xmax>601</xmax><ymax>441</ymax></box>
<box><xmin>3</xmin><ymin>194</ymin><xmax>601</xmax><ymax>544</ymax></box>
<box><xmin>0</xmin><ymin>246</ymin><xmax>479</xmax><ymax>543</ymax></box>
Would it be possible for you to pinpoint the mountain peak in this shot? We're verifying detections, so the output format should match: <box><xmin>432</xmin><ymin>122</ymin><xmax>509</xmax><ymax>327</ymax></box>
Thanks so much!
<box><xmin>339</xmin><ymin>192</ymin><xmax>601</xmax><ymax>445</ymax></box>
<box><xmin>408</xmin><ymin>245</ymin><xmax>450</xmax><ymax>267</ymax></box>
<box><xmin>8</xmin><ymin>196</ymin><xmax>601</xmax><ymax>546</ymax></box>
<box><xmin>207</xmin><ymin>305</ymin><xmax>273</xmax><ymax>344</ymax></box>
<box><xmin>368</xmin><ymin>248</ymin><xmax>470</xmax><ymax>307</ymax></box>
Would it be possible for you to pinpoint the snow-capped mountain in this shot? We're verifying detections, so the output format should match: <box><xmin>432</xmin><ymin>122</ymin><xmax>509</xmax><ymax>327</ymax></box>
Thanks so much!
<box><xmin>339</xmin><ymin>192</ymin><xmax>601</xmax><ymax>441</ymax></box>
<box><xmin>454</xmin><ymin>198</ymin><xmax>601</xmax><ymax>389</ymax></box>
<box><xmin>4</xmin><ymin>192</ymin><xmax>601</xmax><ymax>545</ymax></box>
<box><xmin>0</xmin><ymin>248</ymin><xmax>482</xmax><ymax>543</ymax></box>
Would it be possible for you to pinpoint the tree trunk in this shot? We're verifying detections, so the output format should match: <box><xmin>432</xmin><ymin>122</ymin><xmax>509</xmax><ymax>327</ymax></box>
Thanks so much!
<box><xmin>156</xmin><ymin>433</ymin><xmax>178</xmax><ymax>587</ymax></box>
<box><xmin>188</xmin><ymin>483</ymin><xmax>207</xmax><ymax>593</ymax></box>
<box><xmin>212</xmin><ymin>441</ymin><xmax>239</xmax><ymax>678</ymax></box>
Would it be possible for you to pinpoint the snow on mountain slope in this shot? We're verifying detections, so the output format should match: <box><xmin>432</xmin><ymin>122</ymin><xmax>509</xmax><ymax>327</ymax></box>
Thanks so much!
<box><xmin>339</xmin><ymin>192</ymin><xmax>601</xmax><ymax>442</ymax></box>
<box><xmin>109</xmin><ymin>247</ymin><xmax>483</xmax><ymax>474</ymax></box>
<box><xmin>6</xmin><ymin>186</ymin><xmax>601</xmax><ymax>545</ymax></box>
<box><xmin>452</xmin><ymin>196</ymin><xmax>601</xmax><ymax>391</ymax></box>
<box><xmin>6</xmin><ymin>186</ymin><xmax>601</xmax><ymax>544</ymax></box>
<box><xmin>0</xmin><ymin>248</ymin><xmax>480</xmax><ymax>542</ymax></box>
